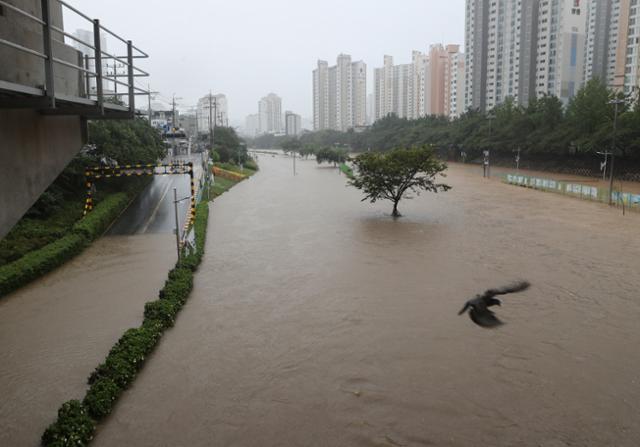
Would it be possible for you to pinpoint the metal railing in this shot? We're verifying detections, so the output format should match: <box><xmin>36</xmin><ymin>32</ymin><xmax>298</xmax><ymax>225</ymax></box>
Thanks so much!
<box><xmin>0</xmin><ymin>0</ymin><xmax>150</xmax><ymax>116</ymax></box>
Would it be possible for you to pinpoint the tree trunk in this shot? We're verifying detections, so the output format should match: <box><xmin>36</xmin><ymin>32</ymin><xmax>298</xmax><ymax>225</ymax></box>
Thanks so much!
<box><xmin>392</xmin><ymin>201</ymin><xmax>401</xmax><ymax>218</ymax></box>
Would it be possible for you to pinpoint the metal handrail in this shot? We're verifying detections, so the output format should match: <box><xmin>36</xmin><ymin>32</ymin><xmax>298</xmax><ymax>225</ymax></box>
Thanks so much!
<box><xmin>51</xmin><ymin>56</ymin><xmax>97</xmax><ymax>76</ymax></box>
<box><xmin>0</xmin><ymin>38</ymin><xmax>47</xmax><ymax>59</ymax></box>
<box><xmin>0</xmin><ymin>0</ymin><xmax>151</xmax><ymax>114</ymax></box>
<box><xmin>55</xmin><ymin>0</ymin><xmax>93</xmax><ymax>23</ymax></box>
<box><xmin>50</xmin><ymin>24</ymin><xmax>96</xmax><ymax>51</ymax></box>
<box><xmin>0</xmin><ymin>0</ymin><xmax>46</xmax><ymax>25</ymax></box>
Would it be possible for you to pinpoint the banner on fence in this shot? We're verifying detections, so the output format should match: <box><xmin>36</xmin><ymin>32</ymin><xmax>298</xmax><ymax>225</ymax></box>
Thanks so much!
<box><xmin>504</xmin><ymin>174</ymin><xmax>640</xmax><ymax>210</ymax></box>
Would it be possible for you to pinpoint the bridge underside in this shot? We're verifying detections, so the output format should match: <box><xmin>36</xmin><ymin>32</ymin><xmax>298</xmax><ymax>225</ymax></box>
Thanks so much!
<box><xmin>0</xmin><ymin>108</ymin><xmax>85</xmax><ymax>239</ymax></box>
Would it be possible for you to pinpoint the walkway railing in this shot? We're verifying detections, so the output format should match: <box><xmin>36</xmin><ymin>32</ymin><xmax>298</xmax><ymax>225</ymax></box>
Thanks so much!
<box><xmin>0</xmin><ymin>0</ymin><xmax>150</xmax><ymax>118</ymax></box>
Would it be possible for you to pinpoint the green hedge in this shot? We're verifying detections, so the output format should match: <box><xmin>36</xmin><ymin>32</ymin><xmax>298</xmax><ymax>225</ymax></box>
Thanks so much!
<box><xmin>0</xmin><ymin>233</ymin><xmax>86</xmax><ymax>297</ymax></box>
<box><xmin>41</xmin><ymin>400</ymin><xmax>95</xmax><ymax>447</ymax></box>
<box><xmin>42</xmin><ymin>198</ymin><xmax>210</xmax><ymax>447</ymax></box>
<box><xmin>0</xmin><ymin>181</ymin><xmax>146</xmax><ymax>299</ymax></box>
<box><xmin>72</xmin><ymin>193</ymin><xmax>129</xmax><ymax>240</ymax></box>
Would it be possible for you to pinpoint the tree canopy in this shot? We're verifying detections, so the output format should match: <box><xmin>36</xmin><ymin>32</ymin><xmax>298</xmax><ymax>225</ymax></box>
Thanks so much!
<box><xmin>247</xmin><ymin>80</ymin><xmax>640</xmax><ymax>161</ymax></box>
<box><xmin>212</xmin><ymin>126</ymin><xmax>248</xmax><ymax>164</ymax></box>
<box><xmin>349</xmin><ymin>146</ymin><xmax>451</xmax><ymax>217</ymax></box>
<box><xmin>88</xmin><ymin>117</ymin><xmax>166</xmax><ymax>164</ymax></box>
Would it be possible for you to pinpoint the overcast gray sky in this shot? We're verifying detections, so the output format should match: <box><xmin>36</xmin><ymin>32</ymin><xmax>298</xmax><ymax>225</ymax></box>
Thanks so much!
<box><xmin>65</xmin><ymin>0</ymin><xmax>465</xmax><ymax>125</ymax></box>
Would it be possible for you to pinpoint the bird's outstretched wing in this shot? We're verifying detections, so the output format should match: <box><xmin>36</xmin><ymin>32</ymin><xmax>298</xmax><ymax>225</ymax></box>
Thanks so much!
<box><xmin>458</xmin><ymin>301</ymin><xmax>471</xmax><ymax>315</ymax></box>
<box><xmin>469</xmin><ymin>307</ymin><xmax>504</xmax><ymax>328</ymax></box>
<box><xmin>483</xmin><ymin>281</ymin><xmax>530</xmax><ymax>298</ymax></box>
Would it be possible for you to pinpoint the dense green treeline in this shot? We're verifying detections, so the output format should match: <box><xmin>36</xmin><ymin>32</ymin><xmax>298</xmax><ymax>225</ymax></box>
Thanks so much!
<box><xmin>250</xmin><ymin>80</ymin><xmax>640</xmax><ymax>161</ymax></box>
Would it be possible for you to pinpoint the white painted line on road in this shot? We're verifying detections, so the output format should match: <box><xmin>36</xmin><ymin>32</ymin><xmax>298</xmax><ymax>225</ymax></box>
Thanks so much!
<box><xmin>140</xmin><ymin>178</ymin><xmax>173</xmax><ymax>234</ymax></box>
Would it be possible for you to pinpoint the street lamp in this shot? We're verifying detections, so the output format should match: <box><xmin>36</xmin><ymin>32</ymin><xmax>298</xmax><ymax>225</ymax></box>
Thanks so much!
<box><xmin>484</xmin><ymin>113</ymin><xmax>495</xmax><ymax>178</ymax></box>
<box><xmin>608</xmin><ymin>98</ymin><xmax>625</xmax><ymax>205</ymax></box>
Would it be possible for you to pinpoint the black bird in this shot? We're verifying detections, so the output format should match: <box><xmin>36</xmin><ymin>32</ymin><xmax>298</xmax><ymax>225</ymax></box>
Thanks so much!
<box><xmin>458</xmin><ymin>281</ymin><xmax>531</xmax><ymax>328</ymax></box>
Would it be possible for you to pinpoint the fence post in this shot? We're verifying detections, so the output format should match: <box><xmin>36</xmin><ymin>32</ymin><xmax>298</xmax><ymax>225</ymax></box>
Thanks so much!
<box><xmin>127</xmin><ymin>40</ymin><xmax>135</xmax><ymax>117</ymax></box>
<box><xmin>41</xmin><ymin>0</ymin><xmax>55</xmax><ymax>108</ymax></box>
<box><xmin>93</xmin><ymin>19</ymin><xmax>104</xmax><ymax>115</ymax></box>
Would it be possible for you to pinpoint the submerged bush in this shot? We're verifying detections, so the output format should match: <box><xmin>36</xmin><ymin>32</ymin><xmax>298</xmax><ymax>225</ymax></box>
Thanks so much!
<box><xmin>41</xmin><ymin>400</ymin><xmax>95</xmax><ymax>447</ymax></box>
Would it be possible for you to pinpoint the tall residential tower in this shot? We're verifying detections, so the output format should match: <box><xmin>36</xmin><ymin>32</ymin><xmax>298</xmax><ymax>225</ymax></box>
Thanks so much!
<box><xmin>312</xmin><ymin>55</ymin><xmax>367</xmax><ymax>131</ymax></box>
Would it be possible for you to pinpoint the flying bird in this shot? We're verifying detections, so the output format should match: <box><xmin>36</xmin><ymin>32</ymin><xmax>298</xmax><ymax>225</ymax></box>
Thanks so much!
<box><xmin>458</xmin><ymin>281</ymin><xmax>531</xmax><ymax>328</ymax></box>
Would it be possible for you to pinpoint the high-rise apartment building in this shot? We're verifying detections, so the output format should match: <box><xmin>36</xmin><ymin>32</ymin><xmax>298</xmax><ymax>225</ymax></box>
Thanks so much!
<box><xmin>196</xmin><ymin>93</ymin><xmax>228</xmax><ymax>134</ymax></box>
<box><xmin>583</xmin><ymin>0</ymin><xmax>640</xmax><ymax>95</ymax></box>
<box><xmin>312</xmin><ymin>55</ymin><xmax>367</xmax><ymax>131</ymax></box>
<box><xmin>258</xmin><ymin>93</ymin><xmax>282</xmax><ymax>134</ymax></box>
<box><xmin>373</xmin><ymin>55</ymin><xmax>396</xmax><ymax>120</ymax></box>
<box><xmin>313</xmin><ymin>60</ymin><xmax>330</xmax><ymax>130</ymax></box>
<box><xmin>245</xmin><ymin>114</ymin><xmax>259</xmax><ymax>137</ymax></box>
<box><xmin>412</xmin><ymin>51</ymin><xmax>428</xmax><ymax>117</ymax></box>
<box><xmin>464</xmin><ymin>0</ymin><xmax>489</xmax><ymax>111</ymax></box>
<box><xmin>285</xmin><ymin>111</ymin><xmax>302</xmax><ymax>136</ymax></box>
<box><xmin>428</xmin><ymin>44</ymin><xmax>451</xmax><ymax>115</ymax></box>
<box><xmin>465</xmin><ymin>0</ymin><xmax>586</xmax><ymax>111</ymax></box>
<box><xmin>446</xmin><ymin>46</ymin><xmax>466</xmax><ymax>118</ymax></box>
<box><xmin>535</xmin><ymin>0</ymin><xmax>586</xmax><ymax>103</ymax></box>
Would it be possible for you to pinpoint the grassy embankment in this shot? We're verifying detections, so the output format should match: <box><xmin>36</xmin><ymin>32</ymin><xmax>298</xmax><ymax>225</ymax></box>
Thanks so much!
<box><xmin>41</xmin><ymin>164</ymin><xmax>256</xmax><ymax>447</ymax></box>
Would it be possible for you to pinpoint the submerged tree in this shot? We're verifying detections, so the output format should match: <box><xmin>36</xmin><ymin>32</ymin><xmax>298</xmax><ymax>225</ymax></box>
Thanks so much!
<box><xmin>349</xmin><ymin>146</ymin><xmax>451</xmax><ymax>217</ymax></box>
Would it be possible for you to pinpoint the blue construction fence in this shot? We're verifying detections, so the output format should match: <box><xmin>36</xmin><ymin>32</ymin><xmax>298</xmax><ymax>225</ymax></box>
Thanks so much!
<box><xmin>503</xmin><ymin>173</ymin><xmax>640</xmax><ymax>211</ymax></box>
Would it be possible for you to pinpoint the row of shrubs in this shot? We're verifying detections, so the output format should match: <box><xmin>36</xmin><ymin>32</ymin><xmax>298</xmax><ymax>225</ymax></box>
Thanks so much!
<box><xmin>0</xmin><ymin>183</ymin><xmax>147</xmax><ymax>298</ymax></box>
<box><xmin>41</xmin><ymin>198</ymin><xmax>210</xmax><ymax>447</ymax></box>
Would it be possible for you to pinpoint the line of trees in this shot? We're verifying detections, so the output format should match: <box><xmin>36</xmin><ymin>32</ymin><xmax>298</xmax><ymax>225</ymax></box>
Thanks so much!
<box><xmin>249</xmin><ymin>79</ymin><xmax>640</xmax><ymax>161</ymax></box>
<box><xmin>205</xmin><ymin>126</ymin><xmax>250</xmax><ymax>165</ymax></box>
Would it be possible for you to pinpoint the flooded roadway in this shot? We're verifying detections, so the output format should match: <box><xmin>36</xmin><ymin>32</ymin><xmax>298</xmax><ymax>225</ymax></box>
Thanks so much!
<box><xmin>0</xmin><ymin>154</ymin><xmax>204</xmax><ymax>446</ymax></box>
<box><xmin>93</xmin><ymin>155</ymin><xmax>640</xmax><ymax>447</ymax></box>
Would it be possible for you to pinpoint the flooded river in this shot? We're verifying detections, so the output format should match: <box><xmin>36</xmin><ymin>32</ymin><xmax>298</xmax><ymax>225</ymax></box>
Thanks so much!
<box><xmin>87</xmin><ymin>155</ymin><xmax>640</xmax><ymax>447</ymax></box>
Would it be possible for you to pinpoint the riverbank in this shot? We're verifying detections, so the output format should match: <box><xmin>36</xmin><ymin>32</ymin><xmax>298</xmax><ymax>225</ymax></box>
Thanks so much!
<box><xmin>40</xmin><ymin>164</ymin><xmax>257</xmax><ymax>446</ymax></box>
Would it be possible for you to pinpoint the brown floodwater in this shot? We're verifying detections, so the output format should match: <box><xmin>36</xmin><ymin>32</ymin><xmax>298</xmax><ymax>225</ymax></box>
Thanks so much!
<box><xmin>92</xmin><ymin>155</ymin><xmax>640</xmax><ymax>446</ymax></box>
<box><xmin>0</xmin><ymin>234</ymin><xmax>176</xmax><ymax>446</ymax></box>
<box><xmin>13</xmin><ymin>153</ymin><xmax>640</xmax><ymax>446</ymax></box>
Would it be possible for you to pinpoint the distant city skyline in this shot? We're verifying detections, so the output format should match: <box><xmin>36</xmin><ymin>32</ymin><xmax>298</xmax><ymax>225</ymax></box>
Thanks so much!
<box><xmin>61</xmin><ymin>0</ymin><xmax>466</xmax><ymax>123</ymax></box>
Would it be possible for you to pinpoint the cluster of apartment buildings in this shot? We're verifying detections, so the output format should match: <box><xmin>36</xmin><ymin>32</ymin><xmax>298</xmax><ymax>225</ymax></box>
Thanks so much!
<box><xmin>312</xmin><ymin>0</ymin><xmax>640</xmax><ymax>132</ymax></box>
<box><xmin>312</xmin><ymin>47</ymin><xmax>466</xmax><ymax>132</ymax></box>
<box><xmin>465</xmin><ymin>0</ymin><xmax>640</xmax><ymax>112</ymax></box>
<box><xmin>245</xmin><ymin>93</ymin><xmax>302</xmax><ymax>137</ymax></box>
<box><xmin>373</xmin><ymin>44</ymin><xmax>467</xmax><ymax>121</ymax></box>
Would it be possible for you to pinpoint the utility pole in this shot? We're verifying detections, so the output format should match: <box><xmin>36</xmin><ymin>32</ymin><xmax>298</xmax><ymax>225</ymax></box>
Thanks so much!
<box><xmin>485</xmin><ymin>114</ymin><xmax>495</xmax><ymax>178</ymax></box>
<box><xmin>208</xmin><ymin>92</ymin><xmax>214</xmax><ymax>151</ymax></box>
<box><xmin>608</xmin><ymin>98</ymin><xmax>624</xmax><ymax>205</ymax></box>
<box><xmin>597</xmin><ymin>151</ymin><xmax>611</xmax><ymax>181</ymax></box>
<box><xmin>147</xmin><ymin>83</ymin><xmax>152</xmax><ymax>123</ymax></box>
<box><xmin>172</xmin><ymin>95</ymin><xmax>177</xmax><ymax>131</ymax></box>
<box><xmin>173</xmin><ymin>188</ymin><xmax>181</xmax><ymax>261</ymax></box>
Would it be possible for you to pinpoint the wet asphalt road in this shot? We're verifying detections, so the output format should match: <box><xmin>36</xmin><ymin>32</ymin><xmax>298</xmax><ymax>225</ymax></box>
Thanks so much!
<box><xmin>108</xmin><ymin>154</ymin><xmax>204</xmax><ymax>236</ymax></box>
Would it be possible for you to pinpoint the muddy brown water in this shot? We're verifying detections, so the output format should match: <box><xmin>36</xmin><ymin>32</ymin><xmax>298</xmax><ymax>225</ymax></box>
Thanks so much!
<box><xmin>87</xmin><ymin>156</ymin><xmax>640</xmax><ymax>447</ymax></box>
<box><xmin>0</xmin><ymin>234</ymin><xmax>176</xmax><ymax>446</ymax></box>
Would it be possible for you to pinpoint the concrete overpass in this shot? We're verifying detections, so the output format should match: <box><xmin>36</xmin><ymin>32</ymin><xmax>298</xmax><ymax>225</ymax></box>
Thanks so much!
<box><xmin>0</xmin><ymin>0</ymin><xmax>150</xmax><ymax>238</ymax></box>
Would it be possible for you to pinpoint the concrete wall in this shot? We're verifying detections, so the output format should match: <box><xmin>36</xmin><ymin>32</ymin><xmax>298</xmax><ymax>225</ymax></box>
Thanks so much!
<box><xmin>0</xmin><ymin>110</ymin><xmax>84</xmax><ymax>239</ymax></box>
<box><xmin>0</xmin><ymin>0</ymin><xmax>84</xmax><ymax>96</ymax></box>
